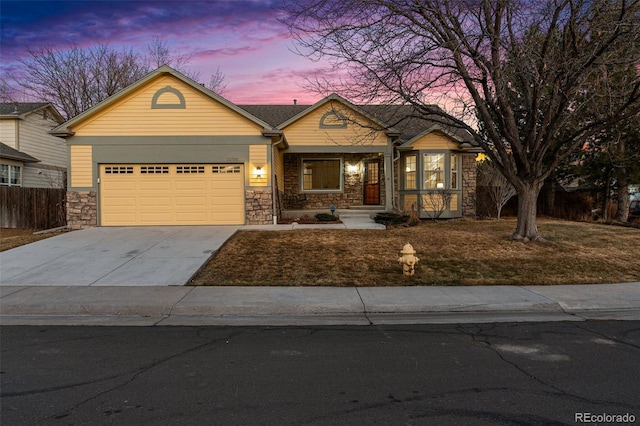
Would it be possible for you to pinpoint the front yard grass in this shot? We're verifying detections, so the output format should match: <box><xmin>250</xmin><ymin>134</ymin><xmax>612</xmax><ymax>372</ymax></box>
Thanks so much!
<box><xmin>0</xmin><ymin>228</ymin><xmax>65</xmax><ymax>252</ymax></box>
<box><xmin>190</xmin><ymin>218</ymin><xmax>640</xmax><ymax>286</ymax></box>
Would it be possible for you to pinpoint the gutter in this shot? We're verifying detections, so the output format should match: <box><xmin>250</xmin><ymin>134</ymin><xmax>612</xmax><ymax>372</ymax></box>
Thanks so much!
<box><xmin>271</xmin><ymin>136</ymin><xmax>285</xmax><ymax>225</ymax></box>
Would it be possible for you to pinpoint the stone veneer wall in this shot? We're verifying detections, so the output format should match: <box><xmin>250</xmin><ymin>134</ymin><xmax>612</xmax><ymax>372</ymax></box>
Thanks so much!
<box><xmin>66</xmin><ymin>190</ymin><xmax>97</xmax><ymax>229</ymax></box>
<box><xmin>245</xmin><ymin>189</ymin><xmax>273</xmax><ymax>225</ymax></box>
<box><xmin>283</xmin><ymin>153</ymin><xmax>384</xmax><ymax>209</ymax></box>
<box><xmin>461</xmin><ymin>154</ymin><xmax>477</xmax><ymax>217</ymax></box>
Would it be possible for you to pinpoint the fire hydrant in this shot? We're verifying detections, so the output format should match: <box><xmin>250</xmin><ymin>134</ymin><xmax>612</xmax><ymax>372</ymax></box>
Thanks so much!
<box><xmin>398</xmin><ymin>243</ymin><xmax>420</xmax><ymax>276</ymax></box>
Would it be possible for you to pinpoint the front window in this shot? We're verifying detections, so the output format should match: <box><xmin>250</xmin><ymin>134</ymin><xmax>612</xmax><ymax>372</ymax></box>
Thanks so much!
<box><xmin>450</xmin><ymin>154</ymin><xmax>459</xmax><ymax>190</ymax></box>
<box><xmin>302</xmin><ymin>159</ymin><xmax>342</xmax><ymax>191</ymax></box>
<box><xmin>424</xmin><ymin>153</ymin><xmax>445</xmax><ymax>189</ymax></box>
<box><xmin>405</xmin><ymin>154</ymin><xmax>416</xmax><ymax>189</ymax></box>
<box><xmin>0</xmin><ymin>164</ymin><xmax>21</xmax><ymax>186</ymax></box>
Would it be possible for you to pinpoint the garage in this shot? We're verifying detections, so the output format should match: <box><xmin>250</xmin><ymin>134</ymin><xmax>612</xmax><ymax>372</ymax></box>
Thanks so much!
<box><xmin>100</xmin><ymin>164</ymin><xmax>245</xmax><ymax>226</ymax></box>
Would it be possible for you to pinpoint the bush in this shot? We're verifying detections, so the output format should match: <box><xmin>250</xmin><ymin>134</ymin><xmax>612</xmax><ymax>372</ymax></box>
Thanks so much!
<box><xmin>315</xmin><ymin>213</ymin><xmax>340</xmax><ymax>222</ymax></box>
<box><xmin>374</xmin><ymin>212</ymin><xmax>409</xmax><ymax>225</ymax></box>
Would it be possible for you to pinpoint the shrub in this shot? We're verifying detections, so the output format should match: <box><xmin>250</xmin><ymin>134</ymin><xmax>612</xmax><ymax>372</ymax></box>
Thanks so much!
<box><xmin>315</xmin><ymin>213</ymin><xmax>340</xmax><ymax>222</ymax></box>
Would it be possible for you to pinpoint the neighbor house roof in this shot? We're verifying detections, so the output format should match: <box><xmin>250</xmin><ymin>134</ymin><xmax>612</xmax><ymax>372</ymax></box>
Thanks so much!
<box><xmin>0</xmin><ymin>102</ymin><xmax>65</xmax><ymax>123</ymax></box>
<box><xmin>0</xmin><ymin>142</ymin><xmax>40</xmax><ymax>163</ymax></box>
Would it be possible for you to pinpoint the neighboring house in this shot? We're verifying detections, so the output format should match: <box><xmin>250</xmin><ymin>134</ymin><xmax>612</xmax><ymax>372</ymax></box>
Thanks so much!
<box><xmin>51</xmin><ymin>65</ymin><xmax>481</xmax><ymax>229</ymax></box>
<box><xmin>0</xmin><ymin>103</ymin><xmax>67</xmax><ymax>188</ymax></box>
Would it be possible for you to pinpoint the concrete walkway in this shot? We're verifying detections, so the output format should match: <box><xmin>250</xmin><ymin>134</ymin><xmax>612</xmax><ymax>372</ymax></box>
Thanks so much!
<box><xmin>1</xmin><ymin>283</ymin><xmax>638</xmax><ymax>326</ymax></box>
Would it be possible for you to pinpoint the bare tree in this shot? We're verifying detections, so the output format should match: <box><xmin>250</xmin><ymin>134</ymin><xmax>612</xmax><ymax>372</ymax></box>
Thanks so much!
<box><xmin>478</xmin><ymin>160</ymin><xmax>517</xmax><ymax>219</ymax></box>
<box><xmin>14</xmin><ymin>45</ymin><xmax>147</xmax><ymax>119</ymax></box>
<box><xmin>146</xmin><ymin>36</ymin><xmax>227</xmax><ymax>94</ymax></box>
<box><xmin>421</xmin><ymin>189</ymin><xmax>454</xmax><ymax>220</ymax></box>
<box><xmin>12</xmin><ymin>39</ymin><xmax>228</xmax><ymax>119</ymax></box>
<box><xmin>282</xmin><ymin>0</ymin><xmax>640</xmax><ymax>241</ymax></box>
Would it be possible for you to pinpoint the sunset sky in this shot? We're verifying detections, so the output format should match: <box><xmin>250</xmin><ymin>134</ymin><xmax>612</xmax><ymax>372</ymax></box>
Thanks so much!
<box><xmin>1</xmin><ymin>0</ymin><xmax>331</xmax><ymax>104</ymax></box>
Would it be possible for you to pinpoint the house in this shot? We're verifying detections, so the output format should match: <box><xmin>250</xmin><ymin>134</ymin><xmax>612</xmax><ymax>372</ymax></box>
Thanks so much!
<box><xmin>0</xmin><ymin>103</ymin><xmax>67</xmax><ymax>188</ymax></box>
<box><xmin>51</xmin><ymin>65</ymin><xmax>481</xmax><ymax>229</ymax></box>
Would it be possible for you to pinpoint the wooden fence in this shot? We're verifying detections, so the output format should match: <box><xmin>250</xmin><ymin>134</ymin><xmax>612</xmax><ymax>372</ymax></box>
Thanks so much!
<box><xmin>0</xmin><ymin>186</ymin><xmax>66</xmax><ymax>229</ymax></box>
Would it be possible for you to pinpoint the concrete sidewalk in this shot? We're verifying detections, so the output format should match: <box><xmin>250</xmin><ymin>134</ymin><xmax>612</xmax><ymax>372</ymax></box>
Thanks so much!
<box><xmin>1</xmin><ymin>282</ymin><xmax>638</xmax><ymax>326</ymax></box>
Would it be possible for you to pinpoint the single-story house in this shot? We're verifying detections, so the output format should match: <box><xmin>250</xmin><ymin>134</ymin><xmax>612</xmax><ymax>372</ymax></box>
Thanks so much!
<box><xmin>1</xmin><ymin>103</ymin><xmax>67</xmax><ymax>188</ymax></box>
<box><xmin>51</xmin><ymin>65</ymin><xmax>481</xmax><ymax>229</ymax></box>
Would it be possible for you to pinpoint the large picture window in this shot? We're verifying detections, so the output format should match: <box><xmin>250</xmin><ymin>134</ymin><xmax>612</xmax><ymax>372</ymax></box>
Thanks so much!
<box><xmin>424</xmin><ymin>153</ymin><xmax>445</xmax><ymax>189</ymax></box>
<box><xmin>302</xmin><ymin>158</ymin><xmax>342</xmax><ymax>191</ymax></box>
<box><xmin>0</xmin><ymin>164</ymin><xmax>21</xmax><ymax>186</ymax></box>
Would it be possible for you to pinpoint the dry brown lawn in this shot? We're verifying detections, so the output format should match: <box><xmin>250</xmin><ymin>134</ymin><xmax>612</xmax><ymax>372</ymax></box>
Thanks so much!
<box><xmin>190</xmin><ymin>218</ymin><xmax>640</xmax><ymax>286</ymax></box>
<box><xmin>0</xmin><ymin>228</ymin><xmax>66</xmax><ymax>252</ymax></box>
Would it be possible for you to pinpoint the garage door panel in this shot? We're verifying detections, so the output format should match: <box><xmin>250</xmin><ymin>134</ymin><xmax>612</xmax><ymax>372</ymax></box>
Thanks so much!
<box><xmin>100</xmin><ymin>164</ymin><xmax>244</xmax><ymax>226</ymax></box>
<box><xmin>175</xmin><ymin>180</ymin><xmax>207</xmax><ymax>191</ymax></box>
<box><xmin>138</xmin><ymin>196</ymin><xmax>172</xmax><ymax>207</ymax></box>
<box><xmin>138</xmin><ymin>180</ymin><xmax>172</xmax><ymax>191</ymax></box>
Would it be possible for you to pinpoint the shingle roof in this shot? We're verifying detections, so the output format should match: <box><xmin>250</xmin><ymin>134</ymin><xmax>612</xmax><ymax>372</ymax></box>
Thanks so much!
<box><xmin>238</xmin><ymin>103</ymin><xmax>475</xmax><ymax>145</ymax></box>
<box><xmin>0</xmin><ymin>142</ymin><xmax>40</xmax><ymax>163</ymax></box>
<box><xmin>238</xmin><ymin>105</ymin><xmax>310</xmax><ymax>128</ymax></box>
<box><xmin>0</xmin><ymin>102</ymin><xmax>50</xmax><ymax>115</ymax></box>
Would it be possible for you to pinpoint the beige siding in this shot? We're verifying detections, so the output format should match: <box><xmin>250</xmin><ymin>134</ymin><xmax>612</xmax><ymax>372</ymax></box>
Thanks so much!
<box><xmin>23</xmin><ymin>164</ymin><xmax>66</xmax><ymax>188</ymax></box>
<box><xmin>283</xmin><ymin>104</ymin><xmax>388</xmax><ymax>147</ymax></box>
<box><xmin>72</xmin><ymin>76</ymin><xmax>263</xmax><ymax>136</ymax></box>
<box><xmin>410</xmin><ymin>131</ymin><xmax>460</xmax><ymax>150</ymax></box>
<box><xmin>249</xmin><ymin>145</ymin><xmax>268</xmax><ymax>187</ymax></box>
<box><xmin>19</xmin><ymin>112</ymin><xmax>67</xmax><ymax>168</ymax></box>
<box><xmin>0</xmin><ymin>119</ymin><xmax>18</xmax><ymax>148</ymax></box>
<box><xmin>71</xmin><ymin>145</ymin><xmax>93</xmax><ymax>187</ymax></box>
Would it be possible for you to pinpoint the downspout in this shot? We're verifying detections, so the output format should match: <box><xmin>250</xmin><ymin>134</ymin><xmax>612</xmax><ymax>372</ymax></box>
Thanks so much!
<box><xmin>272</xmin><ymin>137</ymin><xmax>285</xmax><ymax>225</ymax></box>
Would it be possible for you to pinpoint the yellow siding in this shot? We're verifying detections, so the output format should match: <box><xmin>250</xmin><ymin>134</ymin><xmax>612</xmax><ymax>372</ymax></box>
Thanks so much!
<box><xmin>403</xmin><ymin>194</ymin><xmax>418</xmax><ymax>213</ymax></box>
<box><xmin>274</xmin><ymin>146</ymin><xmax>284</xmax><ymax>192</ymax></box>
<box><xmin>72</xmin><ymin>75</ymin><xmax>262</xmax><ymax>136</ymax></box>
<box><xmin>283</xmin><ymin>104</ymin><xmax>388</xmax><ymax>146</ymax></box>
<box><xmin>249</xmin><ymin>145</ymin><xmax>268</xmax><ymax>187</ymax></box>
<box><xmin>70</xmin><ymin>145</ymin><xmax>93</xmax><ymax>187</ymax></box>
<box><xmin>411</xmin><ymin>131</ymin><xmax>460</xmax><ymax>150</ymax></box>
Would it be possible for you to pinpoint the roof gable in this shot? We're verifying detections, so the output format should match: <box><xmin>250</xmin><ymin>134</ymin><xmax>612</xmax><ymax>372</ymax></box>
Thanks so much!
<box><xmin>52</xmin><ymin>65</ymin><xmax>275</xmax><ymax>137</ymax></box>
<box><xmin>277</xmin><ymin>94</ymin><xmax>396</xmax><ymax>134</ymax></box>
<box><xmin>0</xmin><ymin>103</ymin><xmax>64</xmax><ymax>124</ymax></box>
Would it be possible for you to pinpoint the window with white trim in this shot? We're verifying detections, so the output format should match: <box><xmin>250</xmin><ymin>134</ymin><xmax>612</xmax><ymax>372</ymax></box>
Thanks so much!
<box><xmin>0</xmin><ymin>164</ymin><xmax>22</xmax><ymax>186</ymax></box>
<box><xmin>302</xmin><ymin>158</ymin><xmax>342</xmax><ymax>191</ymax></box>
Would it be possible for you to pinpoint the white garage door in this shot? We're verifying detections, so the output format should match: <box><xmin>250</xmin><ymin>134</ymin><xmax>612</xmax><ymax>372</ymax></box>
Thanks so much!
<box><xmin>100</xmin><ymin>164</ymin><xmax>245</xmax><ymax>226</ymax></box>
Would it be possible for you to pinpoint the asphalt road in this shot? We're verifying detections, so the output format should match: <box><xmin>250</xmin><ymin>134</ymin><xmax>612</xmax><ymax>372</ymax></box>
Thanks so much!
<box><xmin>1</xmin><ymin>322</ymin><xmax>639</xmax><ymax>425</ymax></box>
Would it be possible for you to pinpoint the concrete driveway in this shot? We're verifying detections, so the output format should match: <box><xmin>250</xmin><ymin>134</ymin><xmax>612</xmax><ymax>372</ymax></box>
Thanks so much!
<box><xmin>0</xmin><ymin>226</ymin><xmax>238</xmax><ymax>286</ymax></box>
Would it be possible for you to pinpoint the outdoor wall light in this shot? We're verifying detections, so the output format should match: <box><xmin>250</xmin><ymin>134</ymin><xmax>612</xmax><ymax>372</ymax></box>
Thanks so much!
<box><xmin>253</xmin><ymin>166</ymin><xmax>264</xmax><ymax>179</ymax></box>
<box><xmin>347</xmin><ymin>163</ymin><xmax>360</xmax><ymax>174</ymax></box>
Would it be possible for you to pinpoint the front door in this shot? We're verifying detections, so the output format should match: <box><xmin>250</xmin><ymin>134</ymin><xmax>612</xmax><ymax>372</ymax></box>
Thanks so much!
<box><xmin>363</xmin><ymin>159</ymin><xmax>380</xmax><ymax>205</ymax></box>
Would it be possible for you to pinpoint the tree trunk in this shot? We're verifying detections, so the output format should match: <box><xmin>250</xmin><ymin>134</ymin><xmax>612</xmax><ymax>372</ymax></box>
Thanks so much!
<box><xmin>615</xmin><ymin>138</ymin><xmax>629</xmax><ymax>223</ymax></box>
<box><xmin>616</xmin><ymin>183</ymin><xmax>630</xmax><ymax>222</ymax></box>
<box><xmin>512</xmin><ymin>181</ymin><xmax>544</xmax><ymax>242</ymax></box>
